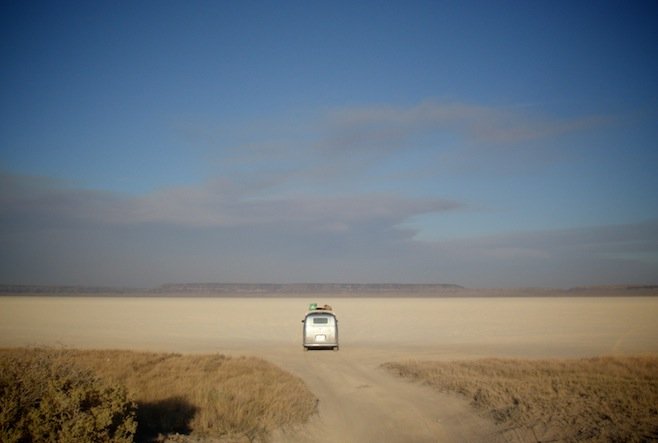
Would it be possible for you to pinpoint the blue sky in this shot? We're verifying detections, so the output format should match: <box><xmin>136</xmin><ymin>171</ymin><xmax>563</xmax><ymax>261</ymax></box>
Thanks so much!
<box><xmin>1</xmin><ymin>1</ymin><xmax>657</xmax><ymax>288</ymax></box>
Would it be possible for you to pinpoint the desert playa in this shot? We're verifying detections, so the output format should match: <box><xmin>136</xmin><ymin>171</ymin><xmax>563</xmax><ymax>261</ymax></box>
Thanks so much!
<box><xmin>2</xmin><ymin>295</ymin><xmax>658</xmax><ymax>442</ymax></box>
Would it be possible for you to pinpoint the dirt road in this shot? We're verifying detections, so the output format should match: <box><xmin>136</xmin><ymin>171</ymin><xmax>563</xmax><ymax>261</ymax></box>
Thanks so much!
<box><xmin>265</xmin><ymin>347</ymin><xmax>503</xmax><ymax>443</ymax></box>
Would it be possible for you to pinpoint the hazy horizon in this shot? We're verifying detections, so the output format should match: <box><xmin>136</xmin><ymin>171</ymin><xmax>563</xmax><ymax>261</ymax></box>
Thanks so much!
<box><xmin>2</xmin><ymin>282</ymin><xmax>657</xmax><ymax>294</ymax></box>
<box><xmin>2</xmin><ymin>2</ymin><xmax>657</xmax><ymax>288</ymax></box>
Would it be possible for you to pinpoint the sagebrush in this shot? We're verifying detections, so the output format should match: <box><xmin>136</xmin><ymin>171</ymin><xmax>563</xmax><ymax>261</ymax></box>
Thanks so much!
<box><xmin>0</xmin><ymin>349</ymin><xmax>136</xmax><ymax>443</ymax></box>
<box><xmin>383</xmin><ymin>356</ymin><xmax>658</xmax><ymax>442</ymax></box>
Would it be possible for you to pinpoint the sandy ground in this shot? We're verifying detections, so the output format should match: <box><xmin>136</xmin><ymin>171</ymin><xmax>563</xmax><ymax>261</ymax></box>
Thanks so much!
<box><xmin>2</xmin><ymin>296</ymin><xmax>657</xmax><ymax>442</ymax></box>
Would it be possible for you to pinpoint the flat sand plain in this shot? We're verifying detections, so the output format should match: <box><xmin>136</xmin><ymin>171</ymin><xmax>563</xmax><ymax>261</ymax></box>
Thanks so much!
<box><xmin>2</xmin><ymin>295</ymin><xmax>657</xmax><ymax>442</ymax></box>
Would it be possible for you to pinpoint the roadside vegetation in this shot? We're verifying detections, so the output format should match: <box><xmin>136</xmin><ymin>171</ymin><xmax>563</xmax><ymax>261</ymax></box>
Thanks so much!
<box><xmin>383</xmin><ymin>355</ymin><xmax>658</xmax><ymax>442</ymax></box>
<box><xmin>0</xmin><ymin>348</ymin><xmax>317</xmax><ymax>442</ymax></box>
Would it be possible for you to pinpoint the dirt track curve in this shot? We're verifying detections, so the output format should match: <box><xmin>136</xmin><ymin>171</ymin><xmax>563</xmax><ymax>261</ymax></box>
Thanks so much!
<box><xmin>260</xmin><ymin>346</ymin><xmax>505</xmax><ymax>443</ymax></box>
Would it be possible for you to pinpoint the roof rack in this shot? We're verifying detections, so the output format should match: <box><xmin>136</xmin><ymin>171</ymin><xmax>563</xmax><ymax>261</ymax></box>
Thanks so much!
<box><xmin>308</xmin><ymin>303</ymin><xmax>333</xmax><ymax>311</ymax></box>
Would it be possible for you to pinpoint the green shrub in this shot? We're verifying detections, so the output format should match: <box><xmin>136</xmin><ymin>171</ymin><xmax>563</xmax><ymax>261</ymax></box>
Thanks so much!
<box><xmin>0</xmin><ymin>349</ymin><xmax>137</xmax><ymax>443</ymax></box>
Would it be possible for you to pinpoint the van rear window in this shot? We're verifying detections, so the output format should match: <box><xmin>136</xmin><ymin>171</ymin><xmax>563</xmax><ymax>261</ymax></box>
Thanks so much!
<box><xmin>312</xmin><ymin>317</ymin><xmax>329</xmax><ymax>324</ymax></box>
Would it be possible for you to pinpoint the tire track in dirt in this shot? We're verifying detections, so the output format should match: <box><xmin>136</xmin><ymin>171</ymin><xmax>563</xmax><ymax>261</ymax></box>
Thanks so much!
<box><xmin>267</xmin><ymin>347</ymin><xmax>506</xmax><ymax>443</ymax></box>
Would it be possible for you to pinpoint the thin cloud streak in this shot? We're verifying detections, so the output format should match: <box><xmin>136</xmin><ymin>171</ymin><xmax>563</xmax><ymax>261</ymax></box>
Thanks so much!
<box><xmin>0</xmin><ymin>173</ymin><xmax>460</xmax><ymax>229</ymax></box>
<box><xmin>423</xmin><ymin>221</ymin><xmax>658</xmax><ymax>287</ymax></box>
<box><xmin>322</xmin><ymin>101</ymin><xmax>610</xmax><ymax>151</ymax></box>
<box><xmin>177</xmin><ymin>100</ymin><xmax>611</xmax><ymax>192</ymax></box>
<box><xmin>433</xmin><ymin>221</ymin><xmax>658</xmax><ymax>259</ymax></box>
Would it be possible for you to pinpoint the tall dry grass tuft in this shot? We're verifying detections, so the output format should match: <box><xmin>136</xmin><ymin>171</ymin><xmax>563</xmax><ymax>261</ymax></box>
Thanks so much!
<box><xmin>383</xmin><ymin>356</ymin><xmax>658</xmax><ymax>442</ymax></box>
<box><xmin>1</xmin><ymin>349</ymin><xmax>317</xmax><ymax>442</ymax></box>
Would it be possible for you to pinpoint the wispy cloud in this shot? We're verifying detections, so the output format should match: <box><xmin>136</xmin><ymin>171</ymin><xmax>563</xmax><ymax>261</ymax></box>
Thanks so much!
<box><xmin>2</xmin><ymin>172</ymin><xmax>656</xmax><ymax>288</ymax></box>
<box><xmin>437</xmin><ymin>221</ymin><xmax>658</xmax><ymax>259</ymax></box>
<box><xmin>322</xmin><ymin>100</ymin><xmax>609</xmax><ymax>150</ymax></box>
<box><xmin>0</xmin><ymin>171</ymin><xmax>461</xmax><ymax>286</ymax></box>
<box><xmin>423</xmin><ymin>221</ymin><xmax>658</xmax><ymax>287</ymax></box>
<box><xmin>0</xmin><ymin>172</ymin><xmax>460</xmax><ymax>229</ymax></box>
<box><xmin>0</xmin><ymin>100</ymin><xmax>645</xmax><ymax>287</ymax></box>
<box><xmin>179</xmin><ymin>100</ymin><xmax>612</xmax><ymax>188</ymax></box>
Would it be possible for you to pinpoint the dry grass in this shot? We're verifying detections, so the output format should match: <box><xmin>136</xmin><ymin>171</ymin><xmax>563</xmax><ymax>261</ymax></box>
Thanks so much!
<box><xmin>0</xmin><ymin>348</ymin><xmax>317</xmax><ymax>442</ymax></box>
<box><xmin>383</xmin><ymin>356</ymin><xmax>658</xmax><ymax>442</ymax></box>
<box><xmin>0</xmin><ymin>348</ymin><xmax>136</xmax><ymax>443</ymax></box>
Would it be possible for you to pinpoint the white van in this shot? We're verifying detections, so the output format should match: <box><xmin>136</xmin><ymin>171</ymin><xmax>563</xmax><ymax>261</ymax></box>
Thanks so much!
<box><xmin>302</xmin><ymin>304</ymin><xmax>339</xmax><ymax>351</ymax></box>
